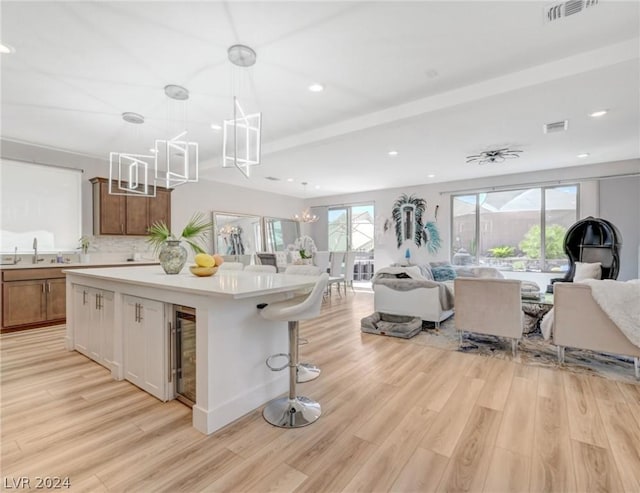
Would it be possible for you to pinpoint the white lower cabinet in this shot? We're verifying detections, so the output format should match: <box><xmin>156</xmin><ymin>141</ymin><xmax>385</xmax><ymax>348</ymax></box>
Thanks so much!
<box><xmin>123</xmin><ymin>295</ymin><xmax>169</xmax><ymax>401</ymax></box>
<box><xmin>72</xmin><ymin>284</ymin><xmax>114</xmax><ymax>369</ymax></box>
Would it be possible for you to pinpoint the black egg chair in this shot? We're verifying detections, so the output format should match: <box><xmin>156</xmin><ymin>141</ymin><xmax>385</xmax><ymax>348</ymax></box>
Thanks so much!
<box><xmin>552</xmin><ymin>216</ymin><xmax>622</xmax><ymax>285</ymax></box>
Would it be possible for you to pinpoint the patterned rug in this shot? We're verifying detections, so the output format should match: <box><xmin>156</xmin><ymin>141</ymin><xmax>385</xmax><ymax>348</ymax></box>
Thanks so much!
<box><xmin>407</xmin><ymin>316</ymin><xmax>640</xmax><ymax>385</ymax></box>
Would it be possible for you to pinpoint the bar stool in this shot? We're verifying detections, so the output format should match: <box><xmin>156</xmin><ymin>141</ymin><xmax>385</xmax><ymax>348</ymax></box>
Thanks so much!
<box><xmin>259</xmin><ymin>273</ymin><xmax>329</xmax><ymax>428</ymax></box>
<box><xmin>284</xmin><ymin>265</ymin><xmax>322</xmax><ymax>382</ymax></box>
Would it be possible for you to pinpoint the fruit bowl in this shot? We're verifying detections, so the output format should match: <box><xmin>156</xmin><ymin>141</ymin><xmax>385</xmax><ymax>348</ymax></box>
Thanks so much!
<box><xmin>189</xmin><ymin>265</ymin><xmax>218</xmax><ymax>277</ymax></box>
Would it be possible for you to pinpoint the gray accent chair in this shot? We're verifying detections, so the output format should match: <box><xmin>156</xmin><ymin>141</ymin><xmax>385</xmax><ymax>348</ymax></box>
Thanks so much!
<box><xmin>554</xmin><ymin>282</ymin><xmax>640</xmax><ymax>379</ymax></box>
<box><xmin>454</xmin><ymin>277</ymin><xmax>523</xmax><ymax>356</ymax></box>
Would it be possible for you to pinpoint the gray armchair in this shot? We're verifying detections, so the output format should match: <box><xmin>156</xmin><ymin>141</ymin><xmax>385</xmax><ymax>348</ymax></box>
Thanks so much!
<box><xmin>454</xmin><ymin>278</ymin><xmax>523</xmax><ymax>356</ymax></box>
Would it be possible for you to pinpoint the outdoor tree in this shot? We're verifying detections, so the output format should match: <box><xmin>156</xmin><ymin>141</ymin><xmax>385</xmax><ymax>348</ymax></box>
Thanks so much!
<box><xmin>519</xmin><ymin>224</ymin><xmax>567</xmax><ymax>259</ymax></box>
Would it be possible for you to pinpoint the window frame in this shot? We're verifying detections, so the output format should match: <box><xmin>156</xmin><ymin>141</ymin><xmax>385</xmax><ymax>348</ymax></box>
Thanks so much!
<box><xmin>327</xmin><ymin>202</ymin><xmax>375</xmax><ymax>252</ymax></box>
<box><xmin>450</xmin><ymin>184</ymin><xmax>580</xmax><ymax>272</ymax></box>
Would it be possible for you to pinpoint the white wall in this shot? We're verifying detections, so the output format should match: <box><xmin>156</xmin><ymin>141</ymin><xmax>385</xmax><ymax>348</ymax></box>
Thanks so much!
<box><xmin>1</xmin><ymin>139</ymin><xmax>305</xmax><ymax>256</ymax></box>
<box><xmin>171</xmin><ymin>181</ymin><xmax>303</xmax><ymax>253</ymax></box>
<box><xmin>599</xmin><ymin>175</ymin><xmax>640</xmax><ymax>281</ymax></box>
<box><xmin>305</xmin><ymin>159</ymin><xmax>640</xmax><ymax>278</ymax></box>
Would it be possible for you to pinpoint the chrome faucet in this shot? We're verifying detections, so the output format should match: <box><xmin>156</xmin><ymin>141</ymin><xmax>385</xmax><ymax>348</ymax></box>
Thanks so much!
<box><xmin>32</xmin><ymin>237</ymin><xmax>39</xmax><ymax>264</ymax></box>
<box><xmin>13</xmin><ymin>246</ymin><xmax>21</xmax><ymax>264</ymax></box>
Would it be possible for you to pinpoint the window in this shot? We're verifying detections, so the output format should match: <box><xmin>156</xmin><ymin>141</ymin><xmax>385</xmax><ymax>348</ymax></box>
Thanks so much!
<box><xmin>328</xmin><ymin>203</ymin><xmax>374</xmax><ymax>252</ymax></box>
<box><xmin>0</xmin><ymin>160</ymin><xmax>82</xmax><ymax>253</ymax></box>
<box><xmin>451</xmin><ymin>185</ymin><xmax>578</xmax><ymax>273</ymax></box>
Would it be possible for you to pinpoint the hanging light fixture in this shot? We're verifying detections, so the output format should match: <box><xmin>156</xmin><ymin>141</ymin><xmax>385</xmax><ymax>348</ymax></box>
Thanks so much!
<box><xmin>466</xmin><ymin>147</ymin><xmax>523</xmax><ymax>165</ymax></box>
<box><xmin>154</xmin><ymin>84</ymin><xmax>199</xmax><ymax>188</ymax></box>
<box><xmin>293</xmin><ymin>182</ymin><xmax>319</xmax><ymax>223</ymax></box>
<box><xmin>108</xmin><ymin>112</ymin><xmax>157</xmax><ymax>197</ymax></box>
<box><xmin>223</xmin><ymin>44</ymin><xmax>262</xmax><ymax>178</ymax></box>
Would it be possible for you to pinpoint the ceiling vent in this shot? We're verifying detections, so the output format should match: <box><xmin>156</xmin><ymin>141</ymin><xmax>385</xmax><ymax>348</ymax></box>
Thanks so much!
<box><xmin>265</xmin><ymin>176</ymin><xmax>280</xmax><ymax>181</ymax></box>
<box><xmin>544</xmin><ymin>0</ymin><xmax>599</xmax><ymax>23</ymax></box>
<box><xmin>543</xmin><ymin>120</ymin><xmax>569</xmax><ymax>134</ymax></box>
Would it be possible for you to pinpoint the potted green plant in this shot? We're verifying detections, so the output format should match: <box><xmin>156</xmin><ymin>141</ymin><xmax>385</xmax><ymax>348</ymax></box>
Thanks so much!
<box><xmin>147</xmin><ymin>212</ymin><xmax>212</xmax><ymax>274</ymax></box>
<box><xmin>78</xmin><ymin>235</ymin><xmax>92</xmax><ymax>263</ymax></box>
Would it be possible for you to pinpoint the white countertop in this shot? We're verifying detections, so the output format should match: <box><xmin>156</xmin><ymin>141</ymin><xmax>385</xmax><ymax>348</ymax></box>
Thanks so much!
<box><xmin>64</xmin><ymin>265</ymin><xmax>318</xmax><ymax>299</ymax></box>
<box><xmin>0</xmin><ymin>260</ymin><xmax>158</xmax><ymax>270</ymax></box>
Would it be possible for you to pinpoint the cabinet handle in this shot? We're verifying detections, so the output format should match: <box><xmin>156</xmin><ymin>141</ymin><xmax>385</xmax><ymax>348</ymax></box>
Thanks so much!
<box><xmin>138</xmin><ymin>304</ymin><xmax>143</xmax><ymax>322</ymax></box>
<box><xmin>47</xmin><ymin>282</ymin><xmax>51</xmax><ymax>293</ymax></box>
<box><xmin>95</xmin><ymin>293</ymin><xmax>99</xmax><ymax>310</ymax></box>
<box><xmin>83</xmin><ymin>290</ymin><xmax>87</xmax><ymax>305</ymax></box>
<box><xmin>168</xmin><ymin>321</ymin><xmax>173</xmax><ymax>383</ymax></box>
<box><xmin>42</xmin><ymin>282</ymin><xmax>45</xmax><ymax>293</ymax></box>
<box><xmin>97</xmin><ymin>294</ymin><xmax>102</xmax><ymax>310</ymax></box>
<box><xmin>134</xmin><ymin>303</ymin><xmax>138</xmax><ymax>322</ymax></box>
<box><xmin>121</xmin><ymin>224</ymin><xmax>124</xmax><ymax>234</ymax></box>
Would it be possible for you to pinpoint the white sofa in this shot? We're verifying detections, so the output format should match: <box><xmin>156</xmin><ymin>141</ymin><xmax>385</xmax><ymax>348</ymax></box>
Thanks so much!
<box><xmin>372</xmin><ymin>265</ymin><xmax>504</xmax><ymax>326</ymax></box>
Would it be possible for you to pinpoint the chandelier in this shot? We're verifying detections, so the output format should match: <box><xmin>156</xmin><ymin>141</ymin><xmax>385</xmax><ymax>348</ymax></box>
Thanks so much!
<box><xmin>108</xmin><ymin>84</ymin><xmax>199</xmax><ymax>196</ymax></box>
<box><xmin>293</xmin><ymin>182</ymin><xmax>318</xmax><ymax>223</ymax></box>
<box><xmin>108</xmin><ymin>112</ymin><xmax>157</xmax><ymax>197</ymax></box>
<box><xmin>466</xmin><ymin>147</ymin><xmax>523</xmax><ymax>165</ymax></box>
<box><xmin>293</xmin><ymin>208</ymin><xmax>319</xmax><ymax>223</ymax></box>
<box><xmin>223</xmin><ymin>44</ymin><xmax>262</xmax><ymax>178</ymax></box>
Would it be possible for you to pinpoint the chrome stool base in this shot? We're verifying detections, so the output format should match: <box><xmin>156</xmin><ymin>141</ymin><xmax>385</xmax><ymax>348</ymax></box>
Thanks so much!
<box><xmin>263</xmin><ymin>396</ymin><xmax>321</xmax><ymax>428</ymax></box>
<box><xmin>297</xmin><ymin>363</ymin><xmax>321</xmax><ymax>383</ymax></box>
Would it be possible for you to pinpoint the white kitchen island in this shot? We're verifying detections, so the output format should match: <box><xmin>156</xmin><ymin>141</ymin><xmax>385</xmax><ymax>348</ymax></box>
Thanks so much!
<box><xmin>64</xmin><ymin>265</ymin><xmax>317</xmax><ymax>434</ymax></box>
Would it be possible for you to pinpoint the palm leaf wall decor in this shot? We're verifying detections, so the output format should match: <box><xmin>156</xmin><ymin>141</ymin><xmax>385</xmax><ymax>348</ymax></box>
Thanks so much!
<box><xmin>424</xmin><ymin>221</ymin><xmax>442</xmax><ymax>254</ymax></box>
<box><xmin>391</xmin><ymin>194</ymin><xmax>427</xmax><ymax>249</ymax></box>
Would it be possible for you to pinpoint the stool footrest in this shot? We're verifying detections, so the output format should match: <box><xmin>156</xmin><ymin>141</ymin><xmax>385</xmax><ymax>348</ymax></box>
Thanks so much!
<box><xmin>265</xmin><ymin>353</ymin><xmax>289</xmax><ymax>371</ymax></box>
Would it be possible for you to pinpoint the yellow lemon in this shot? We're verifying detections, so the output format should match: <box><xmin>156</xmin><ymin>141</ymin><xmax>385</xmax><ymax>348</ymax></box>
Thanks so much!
<box><xmin>195</xmin><ymin>253</ymin><xmax>215</xmax><ymax>268</ymax></box>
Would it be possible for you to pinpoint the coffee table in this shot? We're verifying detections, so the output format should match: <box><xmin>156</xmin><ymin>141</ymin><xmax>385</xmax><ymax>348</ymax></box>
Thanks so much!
<box><xmin>522</xmin><ymin>293</ymin><xmax>554</xmax><ymax>334</ymax></box>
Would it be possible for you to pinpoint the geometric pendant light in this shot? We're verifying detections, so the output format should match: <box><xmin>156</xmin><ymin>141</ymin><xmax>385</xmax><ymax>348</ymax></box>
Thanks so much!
<box><xmin>108</xmin><ymin>112</ymin><xmax>158</xmax><ymax>197</ymax></box>
<box><xmin>155</xmin><ymin>84</ymin><xmax>199</xmax><ymax>188</ymax></box>
<box><xmin>222</xmin><ymin>44</ymin><xmax>262</xmax><ymax>178</ymax></box>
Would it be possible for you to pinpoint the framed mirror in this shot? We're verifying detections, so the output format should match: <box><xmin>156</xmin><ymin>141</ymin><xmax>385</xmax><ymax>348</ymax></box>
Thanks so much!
<box><xmin>263</xmin><ymin>217</ymin><xmax>300</xmax><ymax>252</ymax></box>
<box><xmin>212</xmin><ymin>212</ymin><xmax>262</xmax><ymax>257</ymax></box>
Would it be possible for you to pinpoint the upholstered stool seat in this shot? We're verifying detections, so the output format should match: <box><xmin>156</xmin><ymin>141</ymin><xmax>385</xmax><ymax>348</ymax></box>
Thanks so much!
<box><xmin>259</xmin><ymin>273</ymin><xmax>329</xmax><ymax>428</ymax></box>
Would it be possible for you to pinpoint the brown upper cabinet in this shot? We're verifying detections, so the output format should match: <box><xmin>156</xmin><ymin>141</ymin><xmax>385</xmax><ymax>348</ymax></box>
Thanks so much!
<box><xmin>91</xmin><ymin>177</ymin><xmax>172</xmax><ymax>236</ymax></box>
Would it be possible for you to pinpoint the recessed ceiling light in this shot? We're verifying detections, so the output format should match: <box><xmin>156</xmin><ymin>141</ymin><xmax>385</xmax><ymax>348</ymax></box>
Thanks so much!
<box><xmin>589</xmin><ymin>109</ymin><xmax>608</xmax><ymax>118</ymax></box>
<box><xmin>0</xmin><ymin>43</ymin><xmax>15</xmax><ymax>54</ymax></box>
<box><xmin>427</xmin><ymin>174</ymin><xmax>435</xmax><ymax>178</ymax></box>
<box><xmin>388</xmin><ymin>150</ymin><xmax>399</xmax><ymax>157</ymax></box>
<box><xmin>315</xmin><ymin>185</ymin><xmax>320</xmax><ymax>190</ymax></box>
<box><xmin>308</xmin><ymin>83</ymin><xmax>324</xmax><ymax>93</ymax></box>
<box><xmin>577</xmin><ymin>153</ymin><xmax>590</xmax><ymax>158</ymax></box>
<box><xmin>287</xmin><ymin>178</ymin><xmax>294</xmax><ymax>182</ymax></box>
<box><xmin>210</xmin><ymin>123</ymin><xmax>222</xmax><ymax>131</ymax></box>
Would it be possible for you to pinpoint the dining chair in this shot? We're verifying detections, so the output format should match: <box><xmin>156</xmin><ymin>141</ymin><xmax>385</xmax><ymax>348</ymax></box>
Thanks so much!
<box><xmin>313</xmin><ymin>251</ymin><xmax>331</xmax><ymax>274</ymax></box>
<box><xmin>343</xmin><ymin>251</ymin><xmax>357</xmax><ymax>293</ymax></box>
<box><xmin>327</xmin><ymin>251</ymin><xmax>345</xmax><ymax>297</ymax></box>
<box><xmin>256</xmin><ymin>252</ymin><xmax>279</xmax><ymax>272</ymax></box>
<box><xmin>244</xmin><ymin>264</ymin><xmax>277</xmax><ymax>273</ymax></box>
<box><xmin>218</xmin><ymin>262</ymin><xmax>244</xmax><ymax>271</ymax></box>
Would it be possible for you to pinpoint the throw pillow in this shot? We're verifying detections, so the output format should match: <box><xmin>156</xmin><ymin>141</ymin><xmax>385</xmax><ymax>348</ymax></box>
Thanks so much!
<box><xmin>574</xmin><ymin>261</ymin><xmax>602</xmax><ymax>281</ymax></box>
<box><xmin>431</xmin><ymin>264</ymin><xmax>457</xmax><ymax>282</ymax></box>
<box><xmin>416</xmin><ymin>263</ymin><xmax>434</xmax><ymax>280</ymax></box>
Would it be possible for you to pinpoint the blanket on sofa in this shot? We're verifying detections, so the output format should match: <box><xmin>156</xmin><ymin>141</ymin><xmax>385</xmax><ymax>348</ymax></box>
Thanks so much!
<box><xmin>581</xmin><ymin>279</ymin><xmax>640</xmax><ymax>347</ymax></box>
<box><xmin>372</xmin><ymin>266</ymin><xmax>455</xmax><ymax>310</ymax></box>
<box><xmin>541</xmin><ymin>279</ymin><xmax>640</xmax><ymax>346</ymax></box>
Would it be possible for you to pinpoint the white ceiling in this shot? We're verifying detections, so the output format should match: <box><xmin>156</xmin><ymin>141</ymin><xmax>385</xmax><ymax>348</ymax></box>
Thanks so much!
<box><xmin>1</xmin><ymin>1</ymin><xmax>639</xmax><ymax>198</ymax></box>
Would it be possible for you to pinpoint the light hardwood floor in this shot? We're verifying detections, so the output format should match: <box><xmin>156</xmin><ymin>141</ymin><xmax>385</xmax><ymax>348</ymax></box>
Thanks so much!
<box><xmin>2</xmin><ymin>292</ymin><xmax>640</xmax><ymax>492</ymax></box>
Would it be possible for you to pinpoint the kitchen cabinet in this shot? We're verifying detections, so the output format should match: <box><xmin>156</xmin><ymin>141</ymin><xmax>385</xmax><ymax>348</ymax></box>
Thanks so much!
<box><xmin>72</xmin><ymin>284</ymin><xmax>114</xmax><ymax>369</ymax></box>
<box><xmin>123</xmin><ymin>295</ymin><xmax>169</xmax><ymax>401</ymax></box>
<box><xmin>2</xmin><ymin>268</ymin><xmax>66</xmax><ymax>329</ymax></box>
<box><xmin>91</xmin><ymin>177</ymin><xmax>172</xmax><ymax>236</ymax></box>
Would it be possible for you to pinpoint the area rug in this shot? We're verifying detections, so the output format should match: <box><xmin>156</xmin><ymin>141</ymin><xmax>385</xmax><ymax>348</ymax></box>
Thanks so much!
<box><xmin>409</xmin><ymin>317</ymin><xmax>640</xmax><ymax>385</ymax></box>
